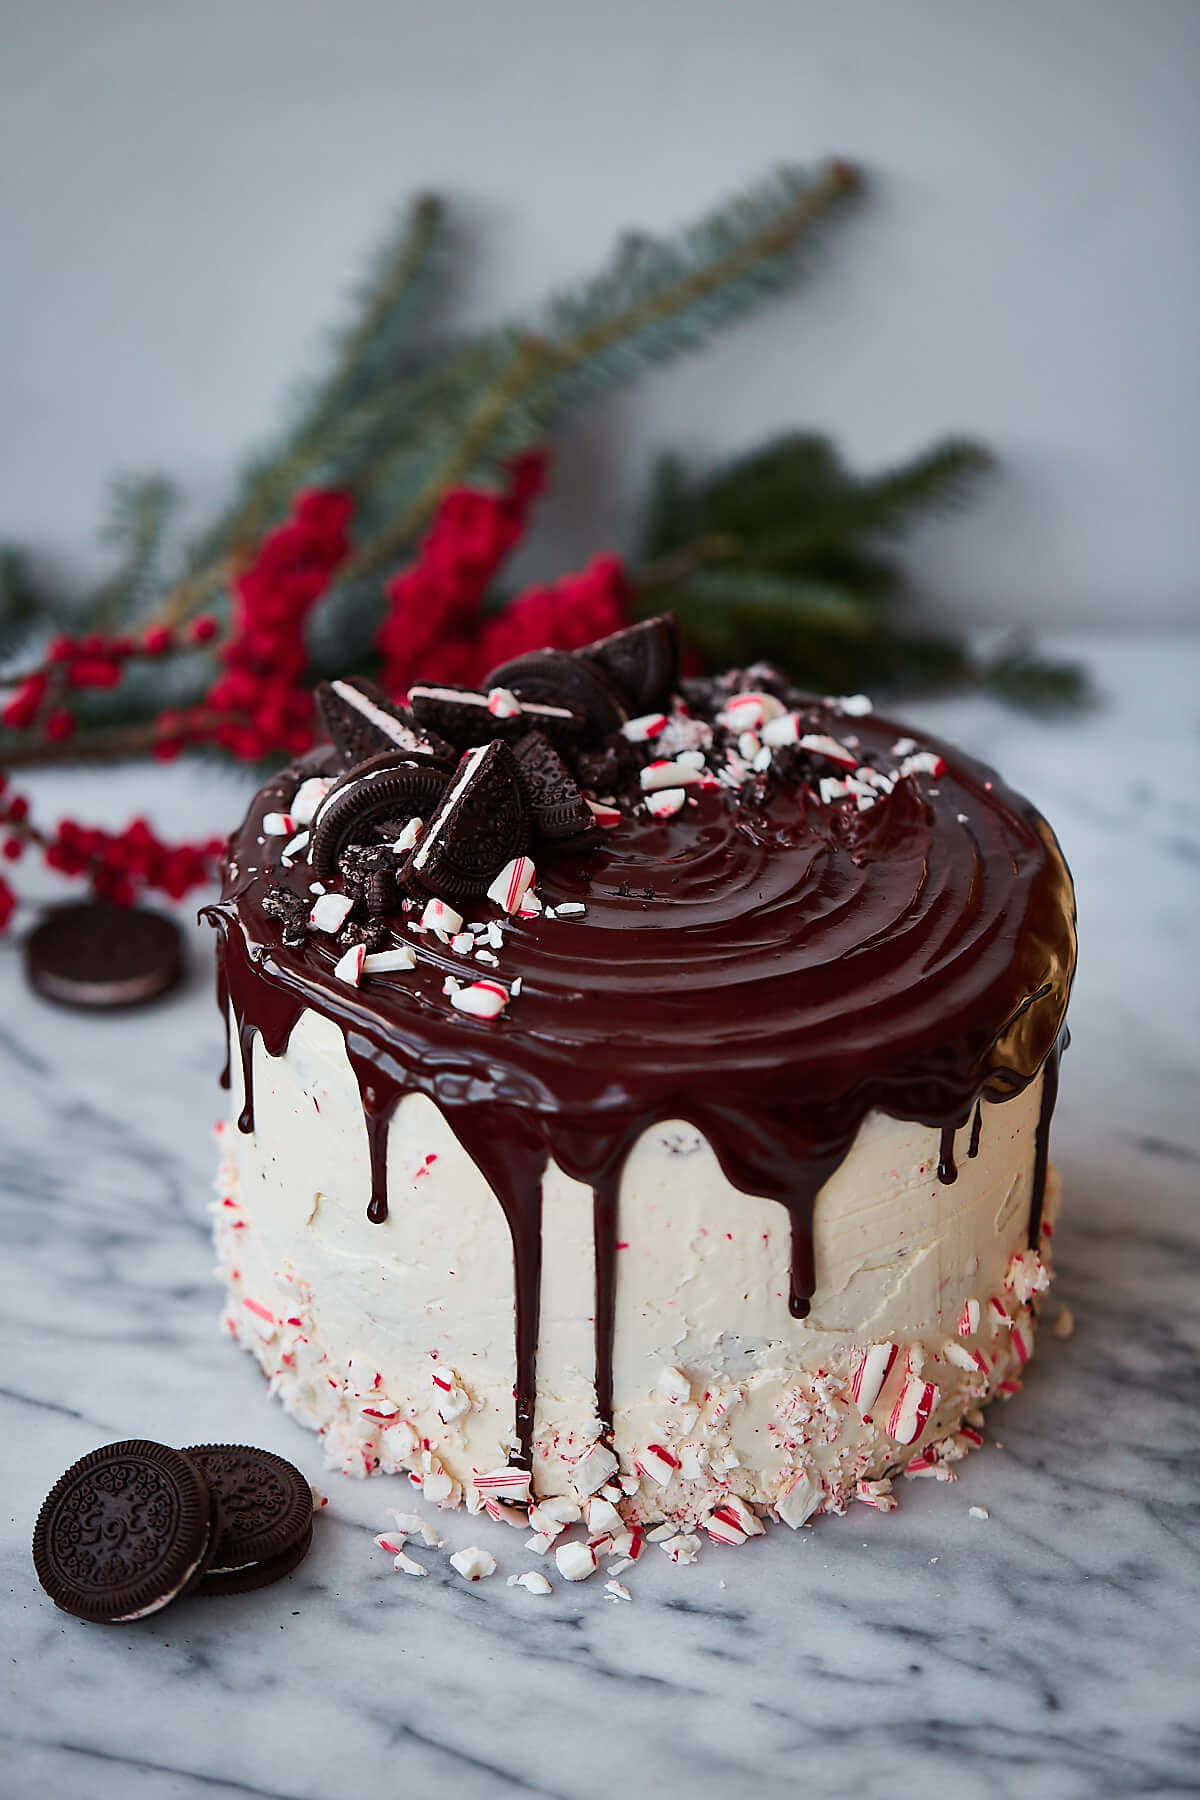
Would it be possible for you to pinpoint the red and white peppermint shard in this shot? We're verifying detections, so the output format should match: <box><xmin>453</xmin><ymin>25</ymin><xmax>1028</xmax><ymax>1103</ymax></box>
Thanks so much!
<box><xmin>421</xmin><ymin>896</ymin><xmax>465</xmax><ymax>937</ymax></box>
<box><xmin>718</xmin><ymin>691</ymin><xmax>786</xmax><ymax>731</ymax></box>
<box><xmin>361</xmin><ymin>946</ymin><xmax>417</xmax><ymax>975</ymax></box>
<box><xmin>333</xmin><ymin>941</ymin><xmax>366</xmax><ymax>987</ymax></box>
<box><xmin>390</xmin><ymin>817</ymin><xmax>423</xmax><ymax>854</ymax></box>
<box><xmin>899</xmin><ymin>750</ymin><xmax>947</xmax><ymax>779</ymax></box>
<box><xmin>473</xmin><ymin>1466</ymin><xmax>532</xmax><ymax>1502</ymax></box>
<box><xmin>640</xmin><ymin>759</ymin><xmax>704</xmax><ymax>792</ymax></box>
<box><xmin>958</xmin><ymin>1298</ymin><xmax>981</xmax><ymax>1336</ymax></box>
<box><xmin>633</xmin><ymin>1443</ymin><xmax>679</xmax><ymax>1486</ymax></box>
<box><xmin>487</xmin><ymin>855</ymin><xmax>536</xmax><ymax>915</ymax></box>
<box><xmin>450</xmin><ymin>980</ymin><xmax>509</xmax><ymax>1020</ymax></box>
<box><xmin>586</xmin><ymin>799</ymin><xmax>622</xmax><ymax>829</ymax></box>
<box><xmin>486</xmin><ymin>686</ymin><xmax>522</xmax><ymax>719</ymax></box>
<box><xmin>262</xmin><ymin>812</ymin><xmax>295</xmax><ymax>836</ymax></box>
<box><xmin>798</xmin><ymin>733</ymin><xmax>858</xmax><ymax>770</ymax></box>
<box><xmin>1010</xmin><ymin>1319</ymin><xmax>1033</xmax><ymax>1366</ymax></box>
<box><xmin>850</xmin><ymin>1342</ymin><xmax>899</xmax><ymax>1415</ymax></box>
<box><xmin>309</xmin><ymin>892</ymin><xmax>355</xmax><ymax>934</ymax></box>
<box><xmin>621</xmin><ymin>712</ymin><xmax>668</xmax><ymax>743</ymax></box>
<box><xmin>555</xmin><ymin>1541</ymin><xmax>598</xmax><ymax>1582</ymax></box>
<box><xmin>644</xmin><ymin>787</ymin><xmax>686</xmax><ymax>819</ymax></box>
<box><xmin>887</xmin><ymin>1376</ymin><xmax>939</xmax><ymax>1445</ymax></box>
<box><xmin>761</xmin><ymin>711</ymin><xmax>803</xmax><ymax>748</ymax></box>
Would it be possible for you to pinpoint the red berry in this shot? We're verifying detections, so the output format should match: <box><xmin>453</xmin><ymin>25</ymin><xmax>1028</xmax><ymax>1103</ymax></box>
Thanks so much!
<box><xmin>142</xmin><ymin>625</ymin><xmax>173</xmax><ymax>655</ymax></box>
<box><xmin>45</xmin><ymin>709</ymin><xmax>77</xmax><ymax>741</ymax></box>
<box><xmin>189</xmin><ymin>614</ymin><xmax>219</xmax><ymax>644</ymax></box>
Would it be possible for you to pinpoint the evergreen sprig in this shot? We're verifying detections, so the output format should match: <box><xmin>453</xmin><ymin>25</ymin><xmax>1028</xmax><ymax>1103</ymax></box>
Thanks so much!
<box><xmin>635</xmin><ymin>433</ymin><xmax>1089</xmax><ymax>705</ymax></box>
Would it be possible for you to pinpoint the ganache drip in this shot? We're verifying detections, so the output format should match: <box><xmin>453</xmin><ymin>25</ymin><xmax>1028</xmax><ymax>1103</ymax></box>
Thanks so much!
<box><xmin>204</xmin><ymin>668</ymin><xmax>1076</xmax><ymax>1467</ymax></box>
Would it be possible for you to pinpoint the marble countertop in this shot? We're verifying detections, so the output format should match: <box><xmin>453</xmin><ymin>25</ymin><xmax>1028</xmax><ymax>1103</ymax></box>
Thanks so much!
<box><xmin>3</xmin><ymin>634</ymin><xmax>1198</xmax><ymax>1800</ymax></box>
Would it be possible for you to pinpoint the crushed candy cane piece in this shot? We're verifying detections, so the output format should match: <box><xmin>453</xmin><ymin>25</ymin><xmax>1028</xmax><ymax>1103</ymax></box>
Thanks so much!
<box><xmin>488</xmin><ymin>855</ymin><xmax>537</xmax><ymax>914</ymax></box>
<box><xmin>605</xmin><ymin>1580</ymin><xmax>632</xmax><ymax>1602</ymax></box>
<box><xmin>389</xmin><ymin>1510</ymin><xmax>443</xmax><ymax>1547</ymax></box>
<box><xmin>450</xmin><ymin>979</ymin><xmax>509</xmax><ymax>1020</ymax></box>
<box><xmin>474</xmin><ymin>1466</ymin><xmax>532</xmax><ymax>1502</ymax></box>
<box><xmin>586</xmin><ymin>1497</ymin><xmax>624</xmax><ymax>1538</ymax></box>
<box><xmin>761</xmin><ymin>711</ymin><xmax>802</xmax><ymax>747</ymax></box>
<box><xmin>422</xmin><ymin>896</ymin><xmax>464</xmax><ymax>937</ymax></box>
<box><xmin>899</xmin><ymin>750</ymin><xmax>947</xmax><ymax>779</ymax></box>
<box><xmin>958</xmin><ymin>1298</ymin><xmax>981</xmax><ymax>1336</ymax></box>
<box><xmin>362</xmin><ymin>945</ymin><xmax>417</xmax><ymax>975</ymax></box>
<box><xmin>798</xmin><ymin>732</ymin><xmax>858</xmax><ymax>769</ymax></box>
<box><xmin>640</xmin><ymin>759</ymin><xmax>704</xmax><ymax>791</ymax></box>
<box><xmin>968</xmin><ymin>1505</ymin><xmax>990</xmax><ymax>1521</ymax></box>
<box><xmin>645</xmin><ymin>787</ymin><xmax>686</xmax><ymax>819</ymax></box>
<box><xmin>855</xmin><ymin>1478</ymin><xmax>897</xmax><ymax>1512</ymax></box>
<box><xmin>556</xmin><ymin>901</ymin><xmax>586</xmax><ymax>917</ymax></box>
<box><xmin>555</xmin><ymin>1541</ymin><xmax>598</xmax><ymax>1582</ymax></box>
<box><xmin>290</xmin><ymin>776</ymin><xmax>335</xmax><ymax>826</ymax></box>
<box><xmin>450</xmin><ymin>931</ymin><xmax>475</xmax><ymax>955</ymax></box>
<box><xmin>621</xmin><ymin>711</ymin><xmax>668</xmax><ymax>742</ymax></box>
<box><xmin>850</xmin><ymin>1342</ymin><xmax>899</xmax><ymax>1414</ymax></box>
<box><xmin>719</xmin><ymin>691</ymin><xmax>786</xmax><ymax>730</ymax></box>
<box><xmin>586</xmin><ymin>799</ymin><xmax>622</xmax><ymax>829</ymax></box>
<box><xmin>517</xmin><ymin>890</ymin><xmax>542</xmax><ymax>916</ymax></box>
<box><xmin>281</xmin><ymin>831</ymin><xmax>310</xmax><ymax>864</ymax></box>
<box><xmin>333</xmin><ymin>942</ymin><xmax>366</xmax><ymax>987</ymax></box>
<box><xmin>509</xmin><ymin>1570</ymin><xmax>553</xmax><ymax>1595</ymax></box>
<box><xmin>390</xmin><ymin>817</ymin><xmax>423</xmax><ymax>853</ymax></box>
<box><xmin>486</xmin><ymin>685</ymin><xmax>522</xmax><ymax>718</ymax></box>
<box><xmin>449</xmin><ymin>1546</ymin><xmax>497</xmax><ymax>1581</ymax></box>
<box><xmin>263</xmin><ymin>812</ymin><xmax>295</xmax><ymax>836</ymax></box>
<box><xmin>835</xmin><ymin>692</ymin><xmax>873</xmax><ymax>715</ymax></box>
<box><xmin>655</xmin><ymin>1365</ymin><xmax>692</xmax><ymax>1404</ymax></box>
<box><xmin>888</xmin><ymin>1376</ymin><xmax>939</xmax><ymax>1446</ymax></box>
<box><xmin>663</xmin><ymin>1534</ymin><xmax>701</xmax><ymax>1565</ymax></box>
<box><xmin>309</xmin><ymin>892</ymin><xmax>355</xmax><ymax>934</ymax></box>
<box><xmin>572</xmin><ymin>1443</ymin><xmax>619</xmax><ymax>1496</ymax></box>
<box><xmin>634</xmin><ymin>1444</ymin><xmax>679</xmax><ymax>1486</ymax></box>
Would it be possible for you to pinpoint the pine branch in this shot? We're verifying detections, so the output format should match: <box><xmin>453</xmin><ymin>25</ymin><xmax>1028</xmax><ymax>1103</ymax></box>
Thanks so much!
<box><xmin>187</xmin><ymin>195</ymin><xmax>447</xmax><ymax>568</ymax></box>
<box><xmin>91</xmin><ymin>474</ymin><xmax>179</xmax><ymax>627</ymax></box>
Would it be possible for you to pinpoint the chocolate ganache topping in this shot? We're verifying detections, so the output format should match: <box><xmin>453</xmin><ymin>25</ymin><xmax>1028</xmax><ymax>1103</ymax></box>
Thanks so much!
<box><xmin>204</xmin><ymin>620</ymin><xmax>1077</xmax><ymax>1468</ymax></box>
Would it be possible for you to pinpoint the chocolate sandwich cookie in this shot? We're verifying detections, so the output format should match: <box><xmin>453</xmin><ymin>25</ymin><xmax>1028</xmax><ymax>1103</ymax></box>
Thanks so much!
<box><xmin>26</xmin><ymin>901</ymin><xmax>184</xmax><ymax>1009</ymax></box>
<box><xmin>578</xmin><ymin>613</ymin><xmax>680</xmax><ymax>714</ymax></box>
<box><xmin>308</xmin><ymin>754</ymin><xmax>449</xmax><ymax>879</ymax></box>
<box><xmin>513</xmin><ymin>730</ymin><xmax>596</xmax><ymax>845</ymax></box>
<box><xmin>482</xmin><ymin>651</ymin><xmax>627</xmax><ymax>739</ymax></box>
<box><xmin>316</xmin><ymin>678</ymin><xmax>455</xmax><ymax>769</ymax></box>
<box><xmin>403</xmin><ymin>738</ymin><xmax>530</xmax><ymax>898</ymax></box>
<box><xmin>182</xmin><ymin>1445</ymin><xmax>315</xmax><ymax>1596</ymax></box>
<box><xmin>32</xmin><ymin>1440</ymin><xmax>220</xmax><ymax>1624</ymax></box>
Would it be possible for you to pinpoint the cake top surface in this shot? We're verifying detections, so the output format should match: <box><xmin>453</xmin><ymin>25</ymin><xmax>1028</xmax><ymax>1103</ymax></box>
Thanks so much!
<box><xmin>209</xmin><ymin>618</ymin><xmax>1076</xmax><ymax>1221</ymax></box>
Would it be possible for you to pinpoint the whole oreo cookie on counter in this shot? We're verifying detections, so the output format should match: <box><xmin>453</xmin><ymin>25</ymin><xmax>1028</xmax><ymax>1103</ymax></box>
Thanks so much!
<box><xmin>183</xmin><ymin>1445</ymin><xmax>315</xmax><ymax>1596</ymax></box>
<box><xmin>32</xmin><ymin>1440</ymin><xmax>221</xmax><ymax>1623</ymax></box>
<box><xmin>26</xmin><ymin>901</ymin><xmax>184</xmax><ymax>1010</ymax></box>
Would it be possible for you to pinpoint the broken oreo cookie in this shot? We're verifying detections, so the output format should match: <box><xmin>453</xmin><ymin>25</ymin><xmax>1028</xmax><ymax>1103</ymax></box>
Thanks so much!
<box><xmin>315</xmin><ymin>678</ymin><xmax>455</xmax><ymax>769</ymax></box>
<box><xmin>262</xmin><ymin>885</ymin><xmax>310</xmax><ymax>947</ymax></box>
<box><xmin>579</xmin><ymin>613</ymin><xmax>680</xmax><ymax>714</ymax></box>
<box><xmin>309</xmin><ymin>754</ymin><xmax>449</xmax><ymax>880</ymax></box>
<box><xmin>32</xmin><ymin>1440</ymin><xmax>221</xmax><ymax>1624</ymax></box>
<box><xmin>513</xmin><ymin>731</ymin><xmax>596</xmax><ymax>845</ymax></box>
<box><xmin>403</xmin><ymin>739</ymin><xmax>530</xmax><ymax>898</ymax></box>
<box><xmin>481</xmin><ymin>651</ymin><xmax>627</xmax><ymax>740</ymax></box>
<box><xmin>182</xmin><ymin>1445</ymin><xmax>314</xmax><ymax>1597</ymax></box>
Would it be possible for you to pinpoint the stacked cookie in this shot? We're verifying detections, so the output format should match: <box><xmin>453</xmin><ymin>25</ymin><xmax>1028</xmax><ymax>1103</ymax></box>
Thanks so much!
<box><xmin>32</xmin><ymin>1439</ymin><xmax>317</xmax><ymax>1623</ymax></box>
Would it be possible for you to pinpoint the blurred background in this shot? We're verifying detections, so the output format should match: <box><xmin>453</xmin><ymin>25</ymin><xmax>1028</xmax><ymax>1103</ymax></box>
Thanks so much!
<box><xmin>2</xmin><ymin>0</ymin><xmax>1197</xmax><ymax>630</ymax></box>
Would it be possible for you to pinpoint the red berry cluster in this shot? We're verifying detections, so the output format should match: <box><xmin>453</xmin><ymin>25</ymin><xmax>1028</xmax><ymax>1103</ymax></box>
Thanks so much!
<box><xmin>1</xmin><ymin>619</ymin><xmax>221</xmax><ymax>741</ymax></box>
<box><xmin>43</xmin><ymin>817</ymin><xmax>225</xmax><ymax>907</ymax></box>
<box><xmin>0</xmin><ymin>771</ymin><xmax>222</xmax><ymax>930</ymax></box>
<box><xmin>182</xmin><ymin>489</ymin><xmax>353</xmax><ymax>761</ymax></box>
<box><xmin>375</xmin><ymin>454</ymin><xmax>629</xmax><ymax>696</ymax></box>
<box><xmin>377</xmin><ymin>454</ymin><xmax>546</xmax><ymax>692</ymax></box>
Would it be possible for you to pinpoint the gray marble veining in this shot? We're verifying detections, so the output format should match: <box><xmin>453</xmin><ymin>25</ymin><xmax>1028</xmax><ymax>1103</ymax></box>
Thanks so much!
<box><xmin>2</xmin><ymin>635</ymin><xmax>1198</xmax><ymax>1800</ymax></box>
